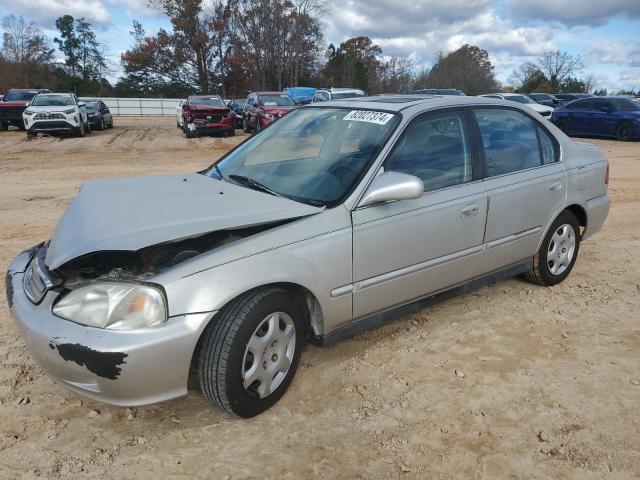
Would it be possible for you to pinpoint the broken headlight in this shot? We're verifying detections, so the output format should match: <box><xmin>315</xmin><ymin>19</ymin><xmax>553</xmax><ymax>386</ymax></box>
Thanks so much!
<box><xmin>53</xmin><ymin>282</ymin><xmax>167</xmax><ymax>330</ymax></box>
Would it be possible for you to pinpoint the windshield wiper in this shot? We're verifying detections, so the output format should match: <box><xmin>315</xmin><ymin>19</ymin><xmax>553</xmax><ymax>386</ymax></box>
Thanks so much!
<box><xmin>212</xmin><ymin>163</ymin><xmax>224</xmax><ymax>180</ymax></box>
<box><xmin>228</xmin><ymin>174</ymin><xmax>283</xmax><ymax>198</ymax></box>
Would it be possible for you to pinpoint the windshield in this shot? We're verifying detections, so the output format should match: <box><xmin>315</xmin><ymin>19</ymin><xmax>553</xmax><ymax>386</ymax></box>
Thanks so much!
<box><xmin>207</xmin><ymin>107</ymin><xmax>400</xmax><ymax>206</ymax></box>
<box><xmin>189</xmin><ymin>97</ymin><xmax>225</xmax><ymax>108</ymax></box>
<box><xmin>332</xmin><ymin>91</ymin><xmax>365</xmax><ymax>99</ymax></box>
<box><xmin>31</xmin><ymin>94</ymin><xmax>74</xmax><ymax>106</ymax></box>
<box><xmin>4</xmin><ymin>91</ymin><xmax>37</xmax><ymax>102</ymax></box>
<box><xmin>259</xmin><ymin>95</ymin><xmax>294</xmax><ymax>107</ymax></box>
<box><xmin>85</xmin><ymin>102</ymin><xmax>99</xmax><ymax>112</ymax></box>
<box><xmin>507</xmin><ymin>95</ymin><xmax>534</xmax><ymax>104</ymax></box>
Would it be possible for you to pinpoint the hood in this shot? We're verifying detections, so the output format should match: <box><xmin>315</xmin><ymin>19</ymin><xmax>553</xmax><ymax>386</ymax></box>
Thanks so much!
<box><xmin>263</xmin><ymin>106</ymin><xmax>294</xmax><ymax>115</ymax></box>
<box><xmin>26</xmin><ymin>105</ymin><xmax>76</xmax><ymax>113</ymax></box>
<box><xmin>0</xmin><ymin>101</ymin><xmax>29</xmax><ymax>108</ymax></box>
<box><xmin>187</xmin><ymin>104</ymin><xmax>229</xmax><ymax>113</ymax></box>
<box><xmin>528</xmin><ymin>103</ymin><xmax>553</xmax><ymax>113</ymax></box>
<box><xmin>45</xmin><ymin>173</ymin><xmax>323</xmax><ymax>269</ymax></box>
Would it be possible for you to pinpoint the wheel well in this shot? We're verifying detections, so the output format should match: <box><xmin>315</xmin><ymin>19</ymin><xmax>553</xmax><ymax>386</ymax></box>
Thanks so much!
<box><xmin>565</xmin><ymin>204</ymin><xmax>587</xmax><ymax>233</ymax></box>
<box><xmin>186</xmin><ymin>282</ymin><xmax>325</xmax><ymax>390</ymax></box>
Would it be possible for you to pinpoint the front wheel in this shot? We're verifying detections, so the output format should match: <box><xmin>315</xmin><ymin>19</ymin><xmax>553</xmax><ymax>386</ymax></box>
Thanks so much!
<box><xmin>198</xmin><ymin>288</ymin><xmax>306</xmax><ymax>418</ymax></box>
<box><xmin>76</xmin><ymin>121</ymin><xmax>85</xmax><ymax>137</ymax></box>
<box><xmin>524</xmin><ymin>210</ymin><xmax>580</xmax><ymax>286</ymax></box>
<box><xmin>97</xmin><ymin>118</ymin><xmax>105</xmax><ymax>131</ymax></box>
<box><xmin>616</xmin><ymin>121</ymin><xmax>635</xmax><ymax>141</ymax></box>
<box><xmin>242</xmin><ymin>116</ymin><xmax>249</xmax><ymax>133</ymax></box>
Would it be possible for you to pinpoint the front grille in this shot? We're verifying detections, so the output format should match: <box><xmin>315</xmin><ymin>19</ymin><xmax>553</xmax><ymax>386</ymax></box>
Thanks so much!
<box><xmin>23</xmin><ymin>249</ymin><xmax>54</xmax><ymax>304</ymax></box>
<box><xmin>34</xmin><ymin>112</ymin><xmax>65</xmax><ymax>120</ymax></box>
<box><xmin>0</xmin><ymin>107</ymin><xmax>24</xmax><ymax>119</ymax></box>
<box><xmin>196</xmin><ymin>114</ymin><xmax>222</xmax><ymax>123</ymax></box>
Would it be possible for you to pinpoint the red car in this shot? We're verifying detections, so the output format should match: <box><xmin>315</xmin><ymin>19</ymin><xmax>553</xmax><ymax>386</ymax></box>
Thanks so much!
<box><xmin>242</xmin><ymin>91</ymin><xmax>295</xmax><ymax>132</ymax></box>
<box><xmin>0</xmin><ymin>88</ymin><xmax>50</xmax><ymax>131</ymax></box>
<box><xmin>181</xmin><ymin>95</ymin><xmax>235</xmax><ymax>138</ymax></box>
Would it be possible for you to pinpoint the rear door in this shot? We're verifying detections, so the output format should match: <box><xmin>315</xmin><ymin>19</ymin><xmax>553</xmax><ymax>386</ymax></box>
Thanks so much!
<box><xmin>351</xmin><ymin>109</ymin><xmax>488</xmax><ymax>319</ymax></box>
<box><xmin>472</xmin><ymin>107</ymin><xmax>566</xmax><ymax>271</ymax></box>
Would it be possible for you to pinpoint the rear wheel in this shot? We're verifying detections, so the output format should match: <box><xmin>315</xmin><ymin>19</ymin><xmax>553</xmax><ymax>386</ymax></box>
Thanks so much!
<box><xmin>242</xmin><ymin>116</ymin><xmax>249</xmax><ymax>133</ymax></box>
<box><xmin>524</xmin><ymin>210</ymin><xmax>580</xmax><ymax>286</ymax></box>
<box><xmin>616</xmin><ymin>121</ymin><xmax>635</xmax><ymax>141</ymax></box>
<box><xmin>198</xmin><ymin>288</ymin><xmax>306</xmax><ymax>417</ymax></box>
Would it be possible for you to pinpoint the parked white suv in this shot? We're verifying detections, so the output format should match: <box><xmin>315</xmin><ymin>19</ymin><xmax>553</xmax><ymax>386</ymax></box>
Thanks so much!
<box><xmin>479</xmin><ymin>93</ymin><xmax>554</xmax><ymax>117</ymax></box>
<box><xmin>312</xmin><ymin>88</ymin><xmax>366</xmax><ymax>102</ymax></box>
<box><xmin>22</xmin><ymin>92</ymin><xmax>90</xmax><ymax>137</ymax></box>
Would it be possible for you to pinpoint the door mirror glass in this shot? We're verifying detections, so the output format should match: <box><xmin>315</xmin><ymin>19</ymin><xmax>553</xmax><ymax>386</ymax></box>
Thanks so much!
<box><xmin>78</xmin><ymin>102</ymin><xmax>85</xmax><ymax>107</ymax></box>
<box><xmin>359</xmin><ymin>172</ymin><xmax>424</xmax><ymax>207</ymax></box>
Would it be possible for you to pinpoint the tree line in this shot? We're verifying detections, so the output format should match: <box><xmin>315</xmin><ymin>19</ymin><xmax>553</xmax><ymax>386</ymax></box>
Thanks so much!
<box><xmin>2</xmin><ymin>2</ymin><xmax>626</xmax><ymax>98</ymax></box>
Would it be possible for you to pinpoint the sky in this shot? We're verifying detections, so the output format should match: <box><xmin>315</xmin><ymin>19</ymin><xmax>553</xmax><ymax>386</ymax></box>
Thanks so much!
<box><xmin>0</xmin><ymin>0</ymin><xmax>639</xmax><ymax>92</ymax></box>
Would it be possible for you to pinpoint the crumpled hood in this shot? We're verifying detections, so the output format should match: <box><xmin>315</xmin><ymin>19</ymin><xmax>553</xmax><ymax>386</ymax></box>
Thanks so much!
<box><xmin>45</xmin><ymin>173</ymin><xmax>323</xmax><ymax>269</ymax></box>
<box><xmin>263</xmin><ymin>107</ymin><xmax>294</xmax><ymax>115</ymax></box>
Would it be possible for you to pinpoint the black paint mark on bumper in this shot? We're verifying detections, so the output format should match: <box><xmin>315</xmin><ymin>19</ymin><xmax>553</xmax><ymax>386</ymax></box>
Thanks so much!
<box><xmin>51</xmin><ymin>342</ymin><xmax>128</xmax><ymax>380</ymax></box>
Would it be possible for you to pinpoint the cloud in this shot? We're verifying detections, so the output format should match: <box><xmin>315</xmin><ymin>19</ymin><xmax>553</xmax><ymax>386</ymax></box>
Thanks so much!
<box><xmin>507</xmin><ymin>0</ymin><xmax>640</xmax><ymax>26</ymax></box>
<box><xmin>4</xmin><ymin>0</ymin><xmax>111</xmax><ymax>26</ymax></box>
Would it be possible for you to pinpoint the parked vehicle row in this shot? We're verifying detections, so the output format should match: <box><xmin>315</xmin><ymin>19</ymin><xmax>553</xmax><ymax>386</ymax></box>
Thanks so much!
<box><xmin>550</xmin><ymin>96</ymin><xmax>640</xmax><ymax>141</ymax></box>
<box><xmin>479</xmin><ymin>93</ymin><xmax>555</xmax><ymax>117</ymax></box>
<box><xmin>7</xmin><ymin>94</ymin><xmax>610</xmax><ymax>418</ymax></box>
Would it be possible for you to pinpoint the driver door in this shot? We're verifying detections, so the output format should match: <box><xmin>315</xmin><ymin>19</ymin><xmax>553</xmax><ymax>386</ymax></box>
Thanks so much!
<box><xmin>351</xmin><ymin>109</ymin><xmax>488</xmax><ymax>319</ymax></box>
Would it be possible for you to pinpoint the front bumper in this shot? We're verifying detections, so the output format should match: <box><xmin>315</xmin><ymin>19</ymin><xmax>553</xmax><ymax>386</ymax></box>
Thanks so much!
<box><xmin>6</xmin><ymin>247</ymin><xmax>215</xmax><ymax>406</ymax></box>
<box><xmin>185</xmin><ymin>117</ymin><xmax>235</xmax><ymax>135</ymax></box>
<box><xmin>26</xmin><ymin>119</ymin><xmax>79</xmax><ymax>133</ymax></box>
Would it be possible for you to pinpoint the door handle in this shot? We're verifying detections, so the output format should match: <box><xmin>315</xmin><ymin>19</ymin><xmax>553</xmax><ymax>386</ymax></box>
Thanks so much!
<box><xmin>461</xmin><ymin>202</ymin><xmax>479</xmax><ymax>218</ymax></box>
<box><xmin>548</xmin><ymin>181</ymin><xmax>563</xmax><ymax>192</ymax></box>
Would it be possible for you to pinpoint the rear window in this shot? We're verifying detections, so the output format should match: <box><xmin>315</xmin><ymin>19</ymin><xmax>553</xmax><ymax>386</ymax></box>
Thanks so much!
<box><xmin>474</xmin><ymin>108</ymin><xmax>543</xmax><ymax>176</ymax></box>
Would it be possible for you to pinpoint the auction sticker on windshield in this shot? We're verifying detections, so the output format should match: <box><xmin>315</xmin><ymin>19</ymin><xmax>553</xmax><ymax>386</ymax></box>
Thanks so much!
<box><xmin>343</xmin><ymin>110</ymin><xmax>394</xmax><ymax>125</ymax></box>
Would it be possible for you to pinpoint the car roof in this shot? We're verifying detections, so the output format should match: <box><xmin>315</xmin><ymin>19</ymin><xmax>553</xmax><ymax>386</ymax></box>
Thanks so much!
<box><xmin>254</xmin><ymin>91</ymin><xmax>287</xmax><ymax>95</ymax></box>
<box><xmin>307</xmin><ymin>95</ymin><xmax>516</xmax><ymax>112</ymax></box>
<box><xmin>189</xmin><ymin>95</ymin><xmax>222</xmax><ymax>99</ymax></box>
<box><xmin>35</xmin><ymin>92</ymin><xmax>73</xmax><ymax>96</ymax></box>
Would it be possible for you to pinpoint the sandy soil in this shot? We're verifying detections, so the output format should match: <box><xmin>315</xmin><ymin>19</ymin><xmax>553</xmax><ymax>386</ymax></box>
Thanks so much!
<box><xmin>0</xmin><ymin>117</ymin><xmax>639</xmax><ymax>479</ymax></box>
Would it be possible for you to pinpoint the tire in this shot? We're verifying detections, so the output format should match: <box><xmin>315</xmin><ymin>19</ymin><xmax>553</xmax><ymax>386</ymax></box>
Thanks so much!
<box><xmin>616</xmin><ymin>121</ymin><xmax>635</xmax><ymax>141</ymax></box>
<box><xmin>97</xmin><ymin>118</ymin><xmax>105</xmax><ymax>131</ymax></box>
<box><xmin>85</xmin><ymin>121</ymin><xmax>91</xmax><ymax>134</ymax></box>
<box><xmin>198</xmin><ymin>288</ymin><xmax>307</xmax><ymax>418</ymax></box>
<box><xmin>0</xmin><ymin>122</ymin><xmax>7</xmax><ymax>131</ymax></box>
<box><xmin>228</xmin><ymin>128</ymin><xmax>235</xmax><ymax>137</ymax></box>
<box><xmin>524</xmin><ymin>210</ymin><xmax>581</xmax><ymax>286</ymax></box>
<box><xmin>243</xmin><ymin>116</ymin><xmax>249</xmax><ymax>133</ymax></box>
<box><xmin>27</xmin><ymin>131</ymin><xmax>37</xmax><ymax>138</ymax></box>
<box><xmin>108</xmin><ymin>118</ymin><xmax>114</xmax><ymax>128</ymax></box>
<box><xmin>177</xmin><ymin>120</ymin><xmax>181</xmax><ymax>129</ymax></box>
<box><xmin>183</xmin><ymin>122</ymin><xmax>194</xmax><ymax>139</ymax></box>
<box><xmin>76</xmin><ymin>121</ymin><xmax>85</xmax><ymax>137</ymax></box>
<box><xmin>256</xmin><ymin>119</ymin><xmax>262</xmax><ymax>132</ymax></box>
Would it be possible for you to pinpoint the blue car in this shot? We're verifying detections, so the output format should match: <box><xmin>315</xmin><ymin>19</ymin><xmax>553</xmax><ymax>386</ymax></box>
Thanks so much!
<box><xmin>551</xmin><ymin>96</ymin><xmax>640</xmax><ymax>141</ymax></box>
<box><xmin>282</xmin><ymin>87</ymin><xmax>317</xmax><ymax>105</ymax></box>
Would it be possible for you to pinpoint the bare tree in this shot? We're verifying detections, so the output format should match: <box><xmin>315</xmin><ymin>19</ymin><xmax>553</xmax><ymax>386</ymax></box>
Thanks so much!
<box><xmin>538</xmin><ymin>50</ymin><xmax>584</xmax><ymax>91</ymax></box>
<box><xmin>1</xmin><ymin>14</ymin><xmax>54</xmax><ymax>88</ymax></box>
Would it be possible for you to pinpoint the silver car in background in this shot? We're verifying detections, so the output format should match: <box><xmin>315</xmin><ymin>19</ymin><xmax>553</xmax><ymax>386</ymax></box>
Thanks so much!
<box><xmin>6</xmin><ymin>95</ymin><xmax>610</xmax><ymax>417</ymax></box>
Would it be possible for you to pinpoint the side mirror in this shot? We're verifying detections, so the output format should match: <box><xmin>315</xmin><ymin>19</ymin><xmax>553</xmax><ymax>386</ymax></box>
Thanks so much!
<box><xmin>359</xmin><ymin>172</ymin><xmax>424</xmax><ymax>208</ymax></box>
<box><xmin>78</xmin><ymin>102</ymin><xmax>86</xmax><ymax>107</ymax></box>
<box><xmin>25</xmin><ymin>102</ymin><xmax>30</xmax><ymax>107</ymax></box>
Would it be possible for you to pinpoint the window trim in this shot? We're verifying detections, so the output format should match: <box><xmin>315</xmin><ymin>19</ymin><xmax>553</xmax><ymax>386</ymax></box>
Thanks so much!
<box><xmin>380</xmin><ymin>106</ymin><xmax>482</xmax><ymax>194</ymax></box>
<box><xmin>468</xmin><ymin>105</ymin><xmax>561</xmax><ymax>179</ymax></box>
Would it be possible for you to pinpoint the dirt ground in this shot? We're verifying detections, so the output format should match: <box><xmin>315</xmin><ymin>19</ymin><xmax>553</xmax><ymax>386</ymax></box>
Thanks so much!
<box><xmin>0</xmin><ymin>117</ymin><xmax>639</xmax><ymax>479</ymax></box>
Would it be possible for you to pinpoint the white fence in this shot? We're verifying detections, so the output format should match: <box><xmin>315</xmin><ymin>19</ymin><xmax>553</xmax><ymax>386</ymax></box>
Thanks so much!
<box><xmin>80</xmin><ymin>97</ymin><xmax>182</xmax><ymax>116</ymax></box>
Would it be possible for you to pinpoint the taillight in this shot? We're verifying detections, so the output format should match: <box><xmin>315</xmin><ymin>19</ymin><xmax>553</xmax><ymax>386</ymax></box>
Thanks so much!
<box><xmin>605</xmin><ymin>162</ymin><xmax>609</xmax><ymax>185</ymax></box>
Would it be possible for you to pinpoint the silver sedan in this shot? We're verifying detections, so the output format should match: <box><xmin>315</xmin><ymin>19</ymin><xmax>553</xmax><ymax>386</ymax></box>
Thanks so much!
<box><xmin>6</xmin><ymin>95</ymin><xmax>610</xmax><ymax>417</ymax></box>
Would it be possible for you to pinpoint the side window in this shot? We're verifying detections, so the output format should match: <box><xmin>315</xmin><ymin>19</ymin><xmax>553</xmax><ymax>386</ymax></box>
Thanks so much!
<box><xmin>538</xmin><ymin>126</ymin><xmax>558</xmax><ymax>165</ymax></box>
<box><xmin>474</xmin><ymin>108</ymin><xmax>542</xmax><ymax>177</ymax></box>
<box><xmin>385</xmin><ymin>110</ymin><xmax>473</xmax><ymax>192</ymax></box>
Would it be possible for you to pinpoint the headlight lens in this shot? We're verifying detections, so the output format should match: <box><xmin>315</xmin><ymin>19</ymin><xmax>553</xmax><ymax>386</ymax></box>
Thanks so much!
<box><xmin>23</xmin><ymin>109</ymin><xmax>34</xmax><ymax>115</ymax></box>
<box><xmin>63</xmin><ymin>108</ymin><xmax>75</xmax><ymax>114</ymax></box>
<box><xmin>53</xmin><ymin>282</ymin><xmax>167</xmax><ymax>330</ymax></box>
